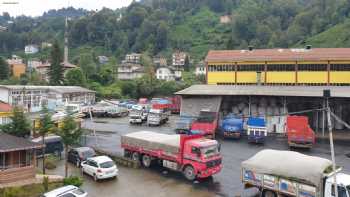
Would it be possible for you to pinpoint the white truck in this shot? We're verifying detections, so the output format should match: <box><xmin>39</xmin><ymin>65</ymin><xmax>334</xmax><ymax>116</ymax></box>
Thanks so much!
<box><xmin>147</xmin><ymin>108</ymin><xmax>169</xmax><ymax>126</ymax></box>
<box><xmin>242</xmin><ymin>149</ymin><xmax>350</xmax><ymax>197</ymax></box>
<box><xmin>129</xmin><ymin>105</ymin><xmax>147</xmax><ymax>124</ymax></box>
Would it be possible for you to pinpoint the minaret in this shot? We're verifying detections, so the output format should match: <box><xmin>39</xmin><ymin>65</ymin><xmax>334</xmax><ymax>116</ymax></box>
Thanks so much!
<box><xmin>64</xmin><ymin>16</ymin><xmax>68</xmax><ymax>63</ymax></box>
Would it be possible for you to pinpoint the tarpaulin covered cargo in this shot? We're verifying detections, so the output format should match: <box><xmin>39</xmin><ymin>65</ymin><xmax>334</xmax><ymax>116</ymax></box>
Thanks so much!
<box><xmin>121</xmin><ymin>131</ymin><xmax>180</xmax><ymax>154</ymax></box>
<box><xmin>241</xmin><ymin>149</ymin><xmax>332</xmax><ymax>186</ymax></box>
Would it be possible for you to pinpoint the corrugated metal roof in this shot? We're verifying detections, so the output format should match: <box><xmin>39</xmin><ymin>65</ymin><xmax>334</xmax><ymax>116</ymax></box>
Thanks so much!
<box><xmin>206</xmin><ymin>48</ymin><xmax>350</xmax><ymax>62</ymax></box>
<box><xmin>175</xmin><ymin>85</ymin><xmax>350</xmax><ymax>98</ymax></box>
<box><xmin>0</xmin><ymin>132</ymin><xmax>42</xmax><ymax>152</ymax></box>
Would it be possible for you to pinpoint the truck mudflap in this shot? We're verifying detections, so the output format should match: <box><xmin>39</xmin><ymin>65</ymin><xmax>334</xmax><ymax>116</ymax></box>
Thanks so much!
<box><xmin>197</xmin><ymin>164</ymin><xmax>223</xmax><ymax>178</ymax></box>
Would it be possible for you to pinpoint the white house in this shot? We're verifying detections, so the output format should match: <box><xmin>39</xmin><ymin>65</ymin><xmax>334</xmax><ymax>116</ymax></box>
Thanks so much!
<box><xmin>117</xmin><ymin>63</ymin><xmax>145</xmax><ymax>80</ymax></box>
<box><xmin>195</xmin><ymin>61</ymin><xmax>206</xmax><ymax>76</ymax></box>
<box><xmin>156</xmin><ymin>66</ymin><xmax>183</xmax><ymax>81</ymax></box>
<box><xmin>24</xmin><ymin>45</ymin><xmax>39</xmax><ymax>54</ymax></box>
<box><xmin>156</xmin><ymin>67</ymin><xmax>175</xmax><ymax>81</ymax></box>
<box><xmin>172</xmin><ymin>52</ymin><xmax>187</xmax><ymax>67</ymax></box>
<box><xmin>0</xmin><ymin>85</ymin><xmax>95</xmax><ymax>113</ymax></box>
<box><xmin>124</xmin><ymin>53</ymin><xmax>141</xmax><ymax>64</ymax></box>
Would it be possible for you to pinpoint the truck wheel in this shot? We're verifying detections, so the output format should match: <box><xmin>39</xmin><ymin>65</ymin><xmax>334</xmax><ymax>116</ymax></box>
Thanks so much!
<box><xmin>262</xmin><ymin>190</ymin><xmax>276</xmax><ymax>197</ymax></box>
<box><xmin>132</xmin><ymin>152</ymin><xmax>140</xmax><ymax>161</ymax></box>
<box><xmin>183</xmin><ymin>165</ymin><xmax>196</xmax><ymax>181</ymax></box>
<box><xmin>142</xmin><ymin>154</ymin><xmax>152</xmax><ymax>168</ymax></box>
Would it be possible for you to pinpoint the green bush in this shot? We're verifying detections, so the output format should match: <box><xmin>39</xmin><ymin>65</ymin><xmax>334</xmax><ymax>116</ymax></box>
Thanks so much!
<box><xmin>45</xmin><ymin>155</ymin><xmax>59</xmax><ymax>170</ymax></box>
<box><xmin>43</xmin><ymin>176</ymin><xmax>49</xmax><ymax>192</ymax></box>
<box><xmin>63</xmin><ymin>176</ymin><xmax>83</xmax><ymax>187</ymax></box>
<box><xmin>2</xmin><ymin>187</ymin><xmax>21</xmax><ymax>197</ymax></box>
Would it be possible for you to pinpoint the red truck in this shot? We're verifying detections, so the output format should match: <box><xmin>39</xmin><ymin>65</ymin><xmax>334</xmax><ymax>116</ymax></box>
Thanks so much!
<box><xmin>191</xmin><ymin>110</ymin><xmax>218</xmax><ymax>138</ymax></box>
<box><xmin>167</xmin><ymin>96</ymin><xmax>181</xmax><ymax>114</ymax></box>
<box><xmin>286</xmin><ymin>115</ymin><xmax>315</xmax><ymax>148</ymax></box>
<box><xmin>121</xmin><ymin>131</ymin><xmax>222</xmax><ymax>181</ymax></box>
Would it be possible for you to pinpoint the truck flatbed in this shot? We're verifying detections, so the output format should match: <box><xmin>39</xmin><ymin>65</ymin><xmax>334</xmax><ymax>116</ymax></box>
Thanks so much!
<box><xmin>121</xmin><ymin>131</ymin><xmax>181</xmax><ymax>154</ymax></box>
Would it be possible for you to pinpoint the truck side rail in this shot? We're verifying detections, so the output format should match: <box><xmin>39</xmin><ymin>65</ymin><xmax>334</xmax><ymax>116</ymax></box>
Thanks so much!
<box><xmin>242</xmin><ymin>168</ymin><xmax>319</xmax><ymax>197</ymax></box>
<box><xmin>121</xmin><ymin>144</ymin><xmax>180</xmax><ymax>162</ymax></box>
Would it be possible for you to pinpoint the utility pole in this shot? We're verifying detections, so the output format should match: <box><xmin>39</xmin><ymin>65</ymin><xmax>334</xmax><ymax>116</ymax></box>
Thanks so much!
<box><xmin>324</xmin><ymin>89</ymin><xmax>338</xmax><ymax>197</ymax></box>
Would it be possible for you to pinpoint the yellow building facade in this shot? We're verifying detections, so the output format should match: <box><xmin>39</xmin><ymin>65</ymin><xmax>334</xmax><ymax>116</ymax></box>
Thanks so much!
<box><xmin>206</xmin><ymin>48</ymin><xmax>350</xmax><ymax>86</ymax></box>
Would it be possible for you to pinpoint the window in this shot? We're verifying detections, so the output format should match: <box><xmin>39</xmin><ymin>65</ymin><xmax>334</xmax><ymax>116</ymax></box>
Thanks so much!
<box><xmin>191</xmin><ymin>147</ymin><xmax>200</xmax><ymax>155</ymax></box>
<box><xmin>0</xmin><ymin>153</ymin><xmax>4</xmax><ymax>169</ymax></box>
<box><xmin>298</xmin><ymin>64</ymin><xmax>327</xmax><ymax>71</ymax></box>
<box><xmin>331</xmin><ymin>185</ymin><xmax>348</xmax><ymax>197</ymax></box>
<box><xmin>237</xmin><ymin>65</ymin><xmax>264</xmax><ymax>71</ymax></box>
<box><xmin>331</xmin><ymin>64</ymin><xmax>350</xmax><ymax>71</ymax></box>
<box><xmin>267</xmin><ymin>64</ymin><xmax>295</xmax><ymax>71</ymax></box>
<box><xmin>59</xmin><ymin>193</ymin><xmax>75</xmax><ymax>197</ymax></box>
<box><xmin>88</xmin><ymin>160</ymin><xmax>98</xmax><ymax>167</ymax></box>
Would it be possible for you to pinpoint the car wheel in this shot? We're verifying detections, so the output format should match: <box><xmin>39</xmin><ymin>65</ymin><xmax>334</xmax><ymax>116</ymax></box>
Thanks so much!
<box><xmin>142</xmin><ymin>154</ymin><xmax>152</xmax><ymax>168</ymax></box>
<box><xmin>183</xmin><ymin>165</ymin><xmax>196</xmax><ymax>181</ymax></box>
<box><xmin>93</xmin><ymin>174</ymin><xmax>98</xmax><ymax>182</ymax></box>
<box><xmin>132</xmin><ymin>152</ymin><xmax>140</xmax><ymax>161</ymax></box>
<box><xmin>76</xmin><ymin>159</ymin><xmax>81</xmax><ymax>168</ymax></box>
<box><xmin>263</xmin><ymin>190</ymin><xmax>276</xmax><ymax>197</ymax></box>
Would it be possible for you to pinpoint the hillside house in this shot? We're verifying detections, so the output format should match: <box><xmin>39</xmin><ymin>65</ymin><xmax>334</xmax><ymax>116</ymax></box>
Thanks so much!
<box><xmin>0</xmin><ymin>102</ymin><xmax>12</xmax><ymax>126</ymax></box>
<box><xmin>7</xmin><ymin>55</ymin><xmax>26</xmax><ymax>78</ymax></box>
<box><xmin>124</xmin><ymin>53</ymin><xmax>142</xmax><ymax>64</ymax></box>
<box><xmin>195</xmin><ymin>61</ymin><xmax>206</xmax><ymax>76</ymax></box>
<box><xmin>24</xmin><ymin>45</ymin><xmax>39</xmax><ymax>54</ymax></box>
<box><xmin>172</xmin><ymin>52</ymin><xmax>187</xmax><ymax>67</ymax></box>
<box><xmin>118</xmin><ymin>63</ymin><xmax>145</xmax><ymax>80</ymax></box>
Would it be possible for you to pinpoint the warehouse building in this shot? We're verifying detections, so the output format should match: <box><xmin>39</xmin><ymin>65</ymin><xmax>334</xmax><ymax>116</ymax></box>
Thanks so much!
<box><xmin>176</xmin><ymin>47</ymin><xmax>350</xmax><ymax>134</ymax></box>
<box><xmin>0</xmin><ymin>85</ymin><xmax>95</xmax><ymax>113</ymax></box>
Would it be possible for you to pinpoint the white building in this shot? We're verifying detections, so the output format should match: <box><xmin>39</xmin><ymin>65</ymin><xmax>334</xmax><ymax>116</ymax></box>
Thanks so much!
<box><xmin>24</xmin><ymin>45</ymin><xmax>39</xmax><ymax>54</ymax></box>
<box><xmin>6</xmin><ymin>55</ymin><xmax>23</xmax><ymax>65</ymax></box>
<box><xmin>117</xmin><ymin>63</ymin><xmax>145</xmax><ymax>80</ymax></box>
<box><xmin>27</xmin><ymin>59</ymin><xmax>42</xmax><ymax>69</ymax></box>
<box><xmin>98</xmin><ymin>56</ymin><xmax>109</xmax><ymax>64</ymax></box>
<box><xmin>195</xmin><ymin>61</ymin><xmax>206</xmax><ymax>76</ymax></box>
<box><xmin>156</xmin><ymin>66</ymin><xmax>183</xmax><ymax>81</ymax></box>
<box><xmin>172</xmin><ymin>52</ymin><xmax>187</xmax><ymax>67</ymax></box>
<box><xmin>0</xmin><ymin>85</ymin><xmax>95</xmax><ymax>113</ymax></box>
<box><xmin>124</xmin><ymin>53</ymin><xmax>142</xmax><ymax>64</ymax></box>
<box><xmin>156</xmin><ymin>67</ymin><xmax>175</xmax><ymax>81</ymax></box>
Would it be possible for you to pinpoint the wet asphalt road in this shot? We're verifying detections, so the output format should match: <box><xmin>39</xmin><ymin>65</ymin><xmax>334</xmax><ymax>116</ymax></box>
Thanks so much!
<box><xmin>50</xmin><ymin>116</ymin><xmax>350</xmax><ymax>197</ymax></box>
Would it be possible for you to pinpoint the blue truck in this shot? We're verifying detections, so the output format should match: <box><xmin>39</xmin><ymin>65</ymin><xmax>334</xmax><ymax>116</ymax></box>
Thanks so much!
<box><xmin>220</xmin><ymin>114</ymin><xmax>244</xmax><ymax>139</ymax></box>
<box><xmin>175</xmin><ymin>115</ymin><xmax>196</xmax><ymax>134</ymax></box>
<box><xmin>247</xmin><ymin>117</ymin><xmax>267</xmax><ymax>143</ymax></box>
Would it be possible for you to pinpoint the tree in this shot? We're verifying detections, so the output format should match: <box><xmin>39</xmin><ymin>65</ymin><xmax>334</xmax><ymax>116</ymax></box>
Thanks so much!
<box><xmin>38</xmin><ymin>106</ymin><xmax>54</xmax><ymax>174</ymax></box>
<box><xmin>48</xmin><ymin>40</ymin><xmax>64</xmax><ymax>85</ymax></box>
<box><xmin>0</xmin><ymin>107</ymin><xmax>31</xmax><ymax>137</ymax></box>
<box><xmin>0</xmin><ymin>57</ymin><xmax>9</xmax><ymax>80</ymax></box>
<box><xmin>56</xmin><ymin>114</ymin><xmax>82</xmax><ymax>178</ymax></box>
<box><xmin>65</xmin><ymin>68</ymin><xmax>86</xmax><ymax>86</ymax></box>
<box><xmin>184</xmin><ymin>55</ymin><xmax>190</xmax><ymax>72</ymax></box>
<box><xmin>154</xmin><ymin>21</ymin><xmax>168</xmax><ymax>54</ymax></box>
<box><xmin>79</xmin><ymin>50</ymin><xmax>97</xmax><ymax>80</ymax></box>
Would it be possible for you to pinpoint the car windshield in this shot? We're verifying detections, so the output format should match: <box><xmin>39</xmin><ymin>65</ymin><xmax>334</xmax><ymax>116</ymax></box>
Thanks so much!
<box><xmin>347</xmin><ymin>185</ymin><xmax>350</xmax><ymax>194</ymax></box>
<box><xmin>100</xmin><ymin>161</ymin><xmax>115</xmax><ymax>168</ymax></box>
<box><xmin>81</xmin><ymin>150</ymin><xmax>95</xmax><ymax>159</ymax></box>
<box><xmin>201</xmin><ymin>145</ymin><xmax>219</xmax><ymax>159</ymax></box>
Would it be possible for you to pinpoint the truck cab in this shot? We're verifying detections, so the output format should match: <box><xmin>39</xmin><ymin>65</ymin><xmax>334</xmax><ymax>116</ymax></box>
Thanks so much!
<box><xmin>220</xmin><ymin>114</ymin><xmax>243</xmax><ymax>139</ymax></box>
<box><xmin>287</xmin><ymin>115</ymin><xmax>315</xmax><ymax>148</ymax></box>
<box><xmin>147</xmin><ymin>108</ymin><xmax>168</xmax><ymax>126</ymax></box>
<box><xmin>191</xmin><ymin>110</ymin><xmax>218</xmax><ymax>138</ymax></box>
<box><xmin>247</xmin><ymin>117</ymin><xmax>267</xmax><ymax>143</ymax></box>
<box><xmin>181</xmin><ymin>137</ymin><xmax>222</xmax><ymax>180</ymax></box>
<box><xmin>324</xmin><ymin>173</ymin><xmax>350</xmax><ymax>197</ymax></box>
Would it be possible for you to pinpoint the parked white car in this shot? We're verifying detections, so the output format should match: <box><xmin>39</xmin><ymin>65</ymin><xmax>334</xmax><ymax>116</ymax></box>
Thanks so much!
<box><xmin>41</xmin><ymin>185</ymin><xmax>87</xmax><ymax>197</ymax></box>
<box><xmin>81</xmin><ymin>156</ymin><xmax>118</xmax><ymax>181</ymax></box>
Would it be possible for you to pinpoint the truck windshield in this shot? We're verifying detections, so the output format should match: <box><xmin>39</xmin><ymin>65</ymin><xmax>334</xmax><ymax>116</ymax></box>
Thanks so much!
<box><xmin>201</xmin><ymin>145</ymin><xmax>219</xmax><ymax>159</ymax></box>
<box><xmin>130</xmin><ymin>110</ymin><xmax>141</xmax><ymax>115</ymax></box>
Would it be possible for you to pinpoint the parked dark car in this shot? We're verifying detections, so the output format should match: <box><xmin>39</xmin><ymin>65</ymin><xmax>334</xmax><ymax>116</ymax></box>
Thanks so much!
<box><xmin>32</xmin><ymin>135</ymin><xmax>64</xmax><ymax>158</ymax></box>
<box><xmin>68</xmin><ymin>147</ymin><xmax>96</xmax><ymax>167</ymax></box>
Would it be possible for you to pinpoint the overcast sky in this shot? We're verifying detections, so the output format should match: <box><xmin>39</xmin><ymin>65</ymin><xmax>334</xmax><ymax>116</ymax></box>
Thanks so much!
<box><xmin>0</xmin><ymin>0</ymin><xmax>134</xmax><ymax>17</ymax></box>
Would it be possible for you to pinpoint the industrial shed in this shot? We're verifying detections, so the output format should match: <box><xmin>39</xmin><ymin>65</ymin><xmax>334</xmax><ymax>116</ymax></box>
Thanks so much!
<box><xmin>176</xmin><ymin>85</ymin><xmax>350</xmax><ymax>134</ymax></box>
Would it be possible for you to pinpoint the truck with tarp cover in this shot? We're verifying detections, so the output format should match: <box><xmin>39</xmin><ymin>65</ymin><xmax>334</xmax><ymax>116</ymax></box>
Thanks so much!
<box><xmin>121</xmin><ymin>131</ymin><xmax>222</xmax><ymax>181</ymax></box>
<box><xmin>242</xmin><ymin>149</ymin><xmax>350</xmax><ymax>197</ymax></box>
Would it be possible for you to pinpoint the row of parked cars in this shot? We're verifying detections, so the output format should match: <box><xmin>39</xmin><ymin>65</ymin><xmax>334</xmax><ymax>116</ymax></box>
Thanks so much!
<box><xmin>33</xmin><ymin>135</ymin><xmax>118</xmax><ymax>197</ymax></box>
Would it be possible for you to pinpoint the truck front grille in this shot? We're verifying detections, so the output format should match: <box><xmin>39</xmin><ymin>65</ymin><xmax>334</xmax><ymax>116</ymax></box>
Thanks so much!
<box><xmin>206</xmin><ymin>159</ymin><xmax>222</xmax><ymax>168</ymax></box>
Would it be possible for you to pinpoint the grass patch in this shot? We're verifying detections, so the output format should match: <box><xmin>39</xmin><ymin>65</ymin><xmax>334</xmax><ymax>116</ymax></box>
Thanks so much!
<box><xmin>0</xmin><ymin>182</ymin><xmax>63</xmax><ymax>197</ymax></box>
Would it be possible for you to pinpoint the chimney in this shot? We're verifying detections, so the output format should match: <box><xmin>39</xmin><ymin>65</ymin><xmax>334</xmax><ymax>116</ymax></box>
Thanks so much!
<box><xmin>306</xmin><ymin>45</ymin><xmax>312</xmax><ymax>50</ymax></box>
<box><xmin>248</xmin><ymin>46</ymin><xmax>254</xmax><ymax>51</ymax></box>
